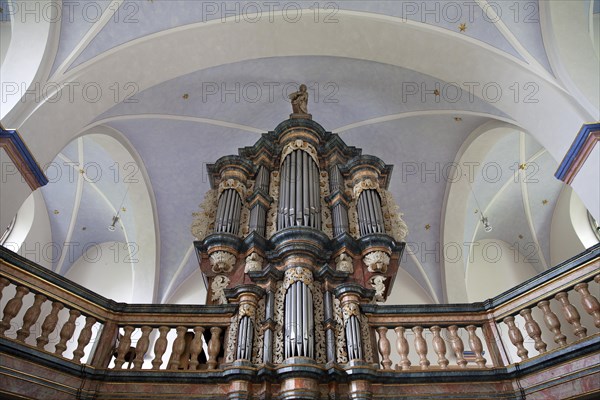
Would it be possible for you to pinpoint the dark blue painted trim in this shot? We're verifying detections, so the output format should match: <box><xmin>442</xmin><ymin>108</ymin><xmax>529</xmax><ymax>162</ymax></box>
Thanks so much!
<box><xmin>0</xmin><ymin>126</ymin><xmax>48</xmax><ymax>186</ymax></box>
<box><xmin>555</xmin><ymin>123</ymin><xmax>600</xmax><ymax>181</ymax></box>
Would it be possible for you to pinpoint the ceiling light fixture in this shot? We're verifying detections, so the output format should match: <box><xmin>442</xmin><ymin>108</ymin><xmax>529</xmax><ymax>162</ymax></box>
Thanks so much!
<box><xmin>108</xmin><ymin>187</ymin><xmax>129</xmax><ymax>232</ymax></box>
<box><xmin>467</xmin><ymin>180</ymin><xmax>493</xmax><ymax>233</ymax></box>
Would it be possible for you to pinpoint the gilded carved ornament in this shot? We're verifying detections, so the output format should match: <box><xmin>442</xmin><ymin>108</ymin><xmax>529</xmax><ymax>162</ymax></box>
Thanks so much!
<box><xmin>283</xmin><ymin>266</ymin><xmax>314</xmax><ymax>289</ymax></box>
<box><xmin>211</xmin><ymin>275</ymin><xmax>230</xmax><ymax>305</ymax></box>
<box><xmin>353</xmin><ymin>178</ymin><xmax>379</xmax><ymax>199</ymax></box>
<box><xmin>335</xmin><ymin>253</ymin><xmax>354</xmax><ymax>273</ymax></box>
<box><xmin>218</xmin><ymin>178</ymin><xmax>247</xmax><ymax>199</ymax></box>
<box><xmin>342</xmin><ymin>302</ymin><xmax>360</xmax><ymax>324</ymax></box>
<box><xmin>238</xmin><ymin>303</ymin><xmax>256</xmax><ymax>319</ymax></box>
<box><xmin>244</xmin><ymin>252</ymin><xmax>264</xmax><ymax>273</ymax></box>
<box><xmin>363</xmin><ymin>251</ymin><xmax>390</xmax><ymax>274</ymax></box>
<box><xmin>209</xmin><ymin>251</ymin><xmax>237</xmax><ymax>273</ymax></box>
<box><xmin>369</xmin><ymin>275</ymin><xmax>386</xmax><ymax>302</ymax></box>
<box><xmin>380</xmin><ymin>189</ymin><xmax>409</xmax><ymax>241</ymax></box>
<box><xmin>191</xmin><ymin>189</ymin><xmax>218</xmax><ymax>240</ymax></box>
<box><xmin>280</xmin><ymin>139</ymin><xmax>319</xmax><ymax>166</ymax></box>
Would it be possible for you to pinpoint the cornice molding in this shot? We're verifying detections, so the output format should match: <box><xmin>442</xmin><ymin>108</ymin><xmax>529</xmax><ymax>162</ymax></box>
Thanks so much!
<box><xmin>555</xmin><ymin>122</ymin><xmax>600</xmax><ymax>184</ymax></box>
<box><xmin>0</xmin><ymin>124</ymin><xmax>48</xmax><ymax>190</ymax></box>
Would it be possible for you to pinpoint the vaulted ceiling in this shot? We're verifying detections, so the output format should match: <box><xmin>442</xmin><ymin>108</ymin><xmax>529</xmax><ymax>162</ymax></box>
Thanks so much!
<box><xmin>1</xmin><ymin>0</ymin><xmax>598</xmax><ymax>304</ymax></box>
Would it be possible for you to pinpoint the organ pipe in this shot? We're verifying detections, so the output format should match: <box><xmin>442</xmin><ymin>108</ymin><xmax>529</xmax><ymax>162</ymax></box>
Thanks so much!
<box><xmin>284</xmin><ymin>280</ymin><xmax>314</xmax><ymax>358</ymax></box>
<box><xmin>215</xmin><ymin>189</ymin><xmax>242</xmax><ymax>235</ymax></box>
<box><xmin>357</xmin><ymin>189</ymin><xmax>385</xmax><ymax>236</ymax></box>
<box><xmin>277</xmin><ymin>150</ymin><xmax>321</xmax><ymax>230</ymax></box>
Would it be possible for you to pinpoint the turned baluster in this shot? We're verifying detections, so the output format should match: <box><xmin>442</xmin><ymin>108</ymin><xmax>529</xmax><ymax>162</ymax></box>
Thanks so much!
<box><xmin>207</xmin><ymin>327</ymin><xmax>222</xmax><ymax>370</ymax></box>
<box><xmin>0</xmin><ymin>277</ymin><xmax>10</xmax><ymax>301</ymax></box>
<box><xmin>555</xmin><ymin>292</ymin><xmax>587</xmax><ymax>338</ymax></box>
<box><xmin>574</xmin><ymin>282</ymin><xmax>600</xmax><ymax>328</ymax></box>
<box><xmin>16</xmin><ymin>293</ymin><xmax>47</xmax><ymax>342</ymax></box>
<box><xmin>133</xmin><ymin>326</ymin><xmax>152</xmax><ymax>370</ymax></box>
<box><xmin>394</xmin><ymin>326</ymin><xmax>411</xmax><ymax>370</ymax></box>
<box><xmin>537</xmin><ymin>300</ymin><xmax>567</xmax><ymax>346</ymax></box>
<box><xmin>430</xmin><ymin>326</ymin><xmax>448</xmax><ymax>368</ymax></box>
<box><xmin>448</xmin><ymin>325</ymin><xmax>467</xmax><ymax>368</ymax></box>
<box><xmin>503</xmin><ymin>316</ymin><xmax>528</xmax><ymax>361</ymax></box>
<box><xmin>376</xmin><ymin>327</ymin><xmax>392</xmax><ymax>370</ymax></box>
<box><xmin>519</xmin><ymin>308</ymin><xmax>547</xmax><ymax>353</ymax></box>
<box><xmin>412</xmin><ymin>326</ymin><xmax>430</xmax><ymax>369</ymax></box>
<box><xmin>73</xmin><ymin>316</ymin><xmax>97</xmax><ymax>363</ymax></box>
<box><xmin>37</xmin><ymin>301</ymin><xmax>64</xmax><ymax>349</ymax></box>
<box><xmin>0</xmin><ymin>286</ymin><xmax>29</xmax><ymax>336</ymax></box>
<box><xmin>113</xmin><ymin>326</ymin><xmax>135</xmax><ymax>368</ymax></box>
<box><xmin>54</xmin><ymin>309</ymin><xmax>81</xmax><ymax>356</ymax></box>
<box><xmin>151</xmin><ymin>326</ymin><xmax>170</xmax><ymax>369</ymax></box>
<box><xmin>466</xmin><ymin>325</ymin><xmax>486</xmax><ymax>368</ymax></box>
<box><xmin>189</xmin><ymin>326</ymin><xmax>205</xmax><ymax>370</ymax></box>
<box><xmin>168</xmin><ymin>326</ymin><xmax>187</xmax><ymax>370</ymax></box>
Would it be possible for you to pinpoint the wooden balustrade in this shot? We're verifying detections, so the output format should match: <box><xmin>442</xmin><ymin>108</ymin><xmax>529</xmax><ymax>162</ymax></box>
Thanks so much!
<box><xmin>107</xmin><ymin>324</ymin><xmax>225</xmax><ymax>371</ymax></box>
<box><xmin>365</xmin><ymin>249</ymin><xmax>599</xmax><ymax>370</ymax></box>
<box><xmin>0</xmin><ymin>249</ymin><xmax>237</xmax><ymax>371</ymax></box>
<box><xmin>1</xmin><ymin>240</ymin><xmax>599</xmax><ymax>376</ymax></box>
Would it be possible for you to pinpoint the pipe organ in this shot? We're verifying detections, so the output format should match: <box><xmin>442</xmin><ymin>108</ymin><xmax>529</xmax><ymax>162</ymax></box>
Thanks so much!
<box><xmin>194</xmin><ymin>114</ymin><xmax>407</xmax><ymax>399</ymax></box>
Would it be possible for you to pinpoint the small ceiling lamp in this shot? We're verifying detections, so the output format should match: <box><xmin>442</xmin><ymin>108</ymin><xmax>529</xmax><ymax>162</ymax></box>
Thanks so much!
<box><xmin>108</xmin><ymin>187</ymin><xmax>129</xmax><ymax>232</ymax></box>
<box><xmin>467</xmin><ymin>181</ymin><xmax>493</xmax><ymax>233</ymax></box>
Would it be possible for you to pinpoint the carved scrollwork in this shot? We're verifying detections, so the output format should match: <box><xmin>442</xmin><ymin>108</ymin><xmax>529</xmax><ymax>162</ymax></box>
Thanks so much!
<box><xmin>348</xmin><ymin>198</ymin><xmax>359</xmax><ymax>238</ymax></box>
<box><xmin>244</xmin><ymin>252</ymin><xmax>264</xmax><ymax>273</ymax></box>
<box><xmin>218</xmin><ymin>178</ymin><xmax>247</xmax><ymax>199</ymax></box>
<box><xmin>209</xmin><ymin>251</ymin><xmax>237</xmax><ymax>273</ymax></box>
<box><xmin>369</xmin><ymin>275</ymin><xmax>386</xmax><ymax>302</ymax></box>
<box><xmin>359</xmin><ymin>313</ymin><xmax>374</xmax><ymax>363</ymax></box>
<box><xmin>335</xmin><ymin>252</ymin><xmax>354</xmax><ymax>273</ymax></box>
<box><xmin>240</xmin><ymin>206</ymin><xmax>250</xmax><ymax>237</ymax></box>
<box><xmin>320</xmin><ymin>171</ymin><xmax>333</xmax><ymax>237</ymax></box>
<box><xmin>251</xmin><ymin>297</ymin><xmax>266</xmax><ymax>364</ymax></box>
<box><xmin>273</xmin><ymin>282</ymin><xmax>285</xmax><ymax>364</ymax></box>
<box><xmin>211</xmin><ymin>275</ymin><xmax>230</xmax><ymax>305</ymax></box>
<box><xmin>333</xmin><ymin>298</ymin><xmax>349</xmax><ymax>363</ymax></box>
<box><xmin>225</xmin><ymin>313</ymin><xmax>239</xmax><ymax>363</ymax></box>
<box><xmin>280</xmin><ymin>139</ymin><xmax>319</xmax><ymax>166</ymax></box>
<box><xmin>265</xmin><ymin>171</ymin><xmax>280</xmax><ymax>238</ymax></box>
<box><xmin>363</xmin><ymin>251</ymin><xmax>390</xmax><ymax>274</ymax></box>
<box><xmin>380</xmin><ymin>189</ymin><xmax>409</xmax><ymax>241</ymax></box>
<box><xmin>313</xmin><ymin>282</ymin><xmax>326</xmax><ymax>364</ymax></box>
<box><xmin>283</xmin><ymin>267</ymin><xmax>314</xmax><ymax>289</ymax></box>
<box><xmin>191</xmin><ymin>189</ymin><xmax>218</xmax><ymax>240</ymax></box>
<box><xmin>353</xmin><ymin>178</ymin><xmax>379</xmax><ymax>199</ymax></box>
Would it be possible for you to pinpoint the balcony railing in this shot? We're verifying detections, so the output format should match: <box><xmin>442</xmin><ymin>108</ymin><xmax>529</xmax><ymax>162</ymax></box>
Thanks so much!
<box><xmin>1</xmin><ymin>244</ymin><xmax>599</xmax><ymax>399</ymax></box>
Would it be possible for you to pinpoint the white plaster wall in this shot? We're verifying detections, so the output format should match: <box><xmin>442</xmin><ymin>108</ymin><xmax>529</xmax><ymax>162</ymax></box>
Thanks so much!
<box><xmin>66</xmin><ymin>241</ymin><xmax>133</xmax><ymax>303</ymax></box>
<box><xmin>466</xmin><ymin>239</ymin><xmax>538</xmax><ymax>302</ymax></box>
